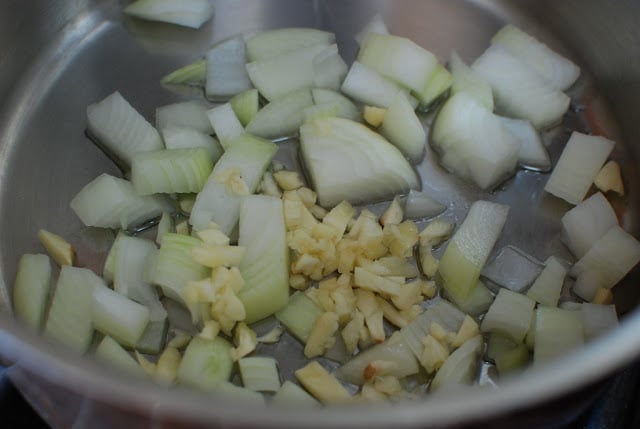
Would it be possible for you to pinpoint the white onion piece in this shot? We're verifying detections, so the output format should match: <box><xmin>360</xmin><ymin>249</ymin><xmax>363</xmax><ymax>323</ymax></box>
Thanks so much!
<box><xmin>491</xmin><ymin>24</ymin><xmax>580</xmax><ymax>91</ymax></box>
<box><xmin>245</xmin><ymin>28</ymin><xmax>335</xmax><ymax>63</ymax></box>
<box><xmin>12</xmin><ymin>254</ymin><xmax>51</xmax><ymax>330</ymax></box>
<box><xmin>312</xmin><ymin>44</ymin><xmax>348</xmax><ymax>91</ymax></box>
<box><xmin>431</xmin><ymin>92</ymin><xmax>520</xmax><ymax>190</ymax></box>
<box><xmin>123</xmin><ymin>0</ymin><xmax>214</xmax><ymax>29</ymax></box>
<box><xmin>526</xmin><ymin>256</ymin><xmax>567</xmax><ymax>307</ymax></box>
<box><xmin>161</xmin><ymin>127</ymin><xmax>223</xmax><ymax>163</ymax></box>
<box><xmin>355</xmin><ymin>13</ymin><xmax>389</xmax><ymax>46</ymax></box>
<box><xmin>206</xmin><ymin>103</ymin><xmax>244</xmax><ymax>149</ymax></box>
<box><xmin>430</xmin><ymin>336</ymin><xmax>483</xmax><ymax>391</ymax></box>
<box><xmin>449</xmin><ymin>51</ymin><xmax>493</xmax><ymax>111</ymax></box>
<box><xmin>581</xmin><ymin>303</ymin><xmax>618</xmax><ymax>340</ymax></box>
<box><xmin>246</xmin><ymin>89</ymin><xmax>314</xmax><ymax>140</ymax></box>
<box><xmin>454</xmin><ymin>281</ymin><xmax>494</xmax><ymax>317</ymax></box>
<box><xmin>572</xmin><ymin>271</ymin><xmax>603</xmax><ymax>302</ymax></box>
<box><xmin>206</xmin><ymin>35</ymin><xmax>252</xmax><ymax>100</ymax></box>
<box><xmin>472</xmin><ymin>44</ymin><xmax>570</xmax><ymax>130</ymax></box>
<box><xmin>311</xmin><ymin>88</ymin><xmax>361</xmax><ymax>122</ymax></box>
<box><xmin>499</xmin><ymin>116</ymin><xmax>550</xmax><ymax>172</ymax></box>
<box><xmin>246</xmin><ymin>43</ymin><xmax>329</xmax><ymax>101</ymax></box>
<box><xmin>482</xmin><ymin>245</ymin><xmax>544</xmax><ymax>293</ymax></box>
<box><xmin>571</xmin><ymin>225</ymin><xmax>640</xmax><ymax>289</ymax></box>
<box><xmin>545</xmin><ymin>132</ymin><xmax>615</xmax><ymax>205</ymax></box>
<box><xmin>92</xmin><ymin>283</ymin><xmax>150</xmax><ymax>347</ymax></box>
<box><xmin>561</xmin><ymin>192</ymin><xmax>618</xmax><ymax>259</ymax></box>
<box><xmin>156</xmin><ymin>101</ymin><xmax>213</xmax><ymax>134</ymax></box>
<box><xmin>87</xmin><ymin>91</ymin><xmax>163</xmax><ymax>167</ymax></box>
<box><xmin>379</xmin><ymin>92</ymin><xmax>427</xmax><ymax>163</ymax></box>
<box><xmin>299</xmin><ymin>117</ymin><xmax>419</xmax><ymax>208</ymax></box>
<box><xmin>401</xmin><ymin>189</ymin><xmax>446</xmax><ymax>220</ymax></box>
<box><xmin>481</xmin><ymin>288</ymin><xmax>536</xmax><ymax>343</ymax></box>
<box><xmin>341</xmin><ymin>61</ymin><xmax>417</xmax><ymax>109</ymax></box>
<box><xmin>534</xmin><ymin>307</ymin><xmax>584</xmax><ymax>364</ymax></box>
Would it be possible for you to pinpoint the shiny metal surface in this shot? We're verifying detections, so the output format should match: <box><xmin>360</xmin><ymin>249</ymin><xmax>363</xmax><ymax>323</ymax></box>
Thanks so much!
<box><xmin>1</xmin><ymin>0</ymin><xmax>640</xmax><ymax>427</ymax></box>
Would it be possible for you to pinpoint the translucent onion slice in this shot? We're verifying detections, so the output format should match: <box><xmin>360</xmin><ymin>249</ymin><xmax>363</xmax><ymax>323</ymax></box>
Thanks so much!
<box><xmin>313</xmin><ymin>44</ymin><xmax>348</xmax><ymax>91</ymax></box>
<box><xmin>156</xmin><ymin>100</ymin><xmax>213</xmax><ymax>134</ymax></box>
<box><xmin>246</xmin><ymin>89</ymin><xmax>314</xmax><ymax>140</ymax></box>
<box><xmin>449</xmin><ymin>51</ymin><xmax>493</xmax><ymax>111</ymax></box>
<box><xmin>379</xmin><ymin>92</ymin><xmax>427</xmax><ymax>163</ymax></box>
<box><xmin>341</xmin><ymin>61</ymin><xmax>416</xmax><ymax>109</ymax></box>
<box><xmin>480</xmin><ymin>288</ymin><xmax>536</xmax><ymax>343</ymax></box>
<box><xmin>123</xmin><ymin>0</ymin><xmax>215</xmax><ymax>29</ymax></box>
<box><xmin>355</xmin><ymin>13</ymin><xmax>390</xmax><ymax>46</ymax></box>
<box><xmin>311</xmin><ymin>88</ymin><xmax>361</xmax><ymax>122</ymax></box>
<box><xmin>245</xmin><ymin>28</ymin><xmax>336</xmax><ymax>63</ymax></box>
<box><xmin>161</xmin><ymin>127</ymin><xmax>224</xmax><ymax>163</ymax></box>
<box><xmin>12</xmin><ymin>254</ymin><xmax>51</xmax><ymax>330</ymax></box>
<box><xmin>534</xmin><ymin>306</ymin><xmax>584</xmax><ymax>364</ymax></box>
<box><xmin>401</xmin><ymin>190</ymin><xmax>446</xmax><ymax>220</ymax></box>
<box><xmin>499</xmin><ymin>116</ymin><xmax>551</xmax><ymax>172</ymax></box>
<box><xmin>205</xmin><ymin>35</ymin><xmax>252</xmax><ymax>100</ymax></box>
<box><xmin>92</xmin><ymin>283</ymin><xmax>150</xmax><ymax>347</ymax></box>
<box><xmin>430</xmin><ymin>335</ymin><xmax>483</xmax><ymax>391</ymax></box>
<box><xmin>526</xmin><ymin>256</ymin><xmax>567</xmax><ymax>307</ymax></box>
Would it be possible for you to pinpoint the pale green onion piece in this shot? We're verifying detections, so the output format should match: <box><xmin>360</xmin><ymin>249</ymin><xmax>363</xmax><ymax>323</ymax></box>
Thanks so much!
<box><xmin>481</xmin><ymin>288</ymin><xmax>535</xmax><ymax>343</ymax></box>
<box><xmin>238</xmin><ymin>195</ymin><xmax>289</xmax><ymax>323</ymax></box>
<box><xmin>123</xmin><ymin>0</ymin><xmax>214</xmax><ymax>29</ymax></box>
<box><xmin>275</xmin><ymin>291</ymin><xmax>322</xmax><ymax>343</ymax></box>
<box><xmin>313</xmin><ymin>44</ymin><xmax>348</xmax><ymax>91</ymax></box>
<box><xmin>534</xmin><ymin>306</ymin><xmax>584</xmax><ymax>364</ymax></box>
<box><xmin>206</xmin><ymin>103</ymin><xmax>244</xmax><ymax>149</ymax></box>
<box><xmin>526</xmin><ymin>256</ymin><xmax>567</xmax><ymax>307</ymax></box>
<box><xmin>103</xmin><ymin>232</ymin><xmax>125</xmax><ymax>284</ymax></box>
<box><xmin>214</xmin><ymin>381</ymin><xmax>266</xmax><ymax>405</ymax></box>
<box><xmin>499</xmin><ymin>116</ymin><xmax>551</xmax><ymax>172</ymax></box>
<box><xmin>572</xmin><ymin>272</ymin><xmax>602</xmax><ymax>302</ymax></box>
<box><xmin>335</xmin><ymin>331</ymin><xmax>420</xmax><ymax>385</ymax></box>
<box><xmin>190</xmin><ymin>133</ymin><xmax>277</xmax><ymax>233</ymax></box>
<box><xmin>245</xmin><ymin>28</ymin><xmax>336</xmax><ymax>63</ymax></box>
<box><xmin>487</xmin><ymin>333</ymin><xmax>530</xmax><ymax>374</ymax></box>
<box><xmin>431</xmin><ymin>91</ymin><xmax>520</xmax><ymax>190</ymax></box>
<box><xmin>92</xmin><ymin>284</ymin><xmax>150</xmax><ymax>347</ymax></box>
<box><xmin>486</xmin><ymin>333</ymin><xmax>517</xmax><ymax>362</ymax></box>
<box><xmin>87</xmin><ymin>91</ymin><xmax>163</xmax><ymax>167</ymax></box>
<box><xmin>571</xmin><ymin>225</ymin><xmax>640</xmax><ymax>290</ymax></box>
<box><xmin>561</xmin><ymin>192</ymin><xmax>618</xmax><ymax>259</ymax></box>
<box><xmin>246</xmin><ymin>43</ymin><xmax>330</xmax><ymax>101</ymax></box>
<box><xmin>401</xmin><ymin>190</ymin><xmax>446</xmax><ymax>220</ymax></box>
<box><xmin>156</xmin><ymin>211</ymin><xmax>173</xmax><ymax>244</ymax></box>
<box><xmin>245</xmin><ymin>89</ymin><xmax>314</xmax><ymax>140</ymax></box>
<box><xmin>299</xmin><ymin>117</ymin><xmax>419</xmax><ymax>208</ymax></box>
<box><xmin>491</xmin><ymin>24</ymin><xmax>580</xmax><ymax>91</ymax></box>
<box><xmin>472</xmin><ymin>44</ymin><xmax>570</xmax><ymax>130</ymax></box>
<box><xmin>272</xmin><ymin>380</ymin><xmax>319</xmax><ymax>407</ymax></box>
<box><xmin>161</xmin><ymin>127</ymin><xmax>223</xmax><ymax>163</ymax></box>
<box><xmin>438</xmin><ymin>200</ymin><xmax>509</xmax><ymax>303</ymax></box>
<box><xmin>95</xmin><ymin>336</ymin><xmax>145</xmax><ymax>375</ymax></box>
<box><xmin>430</xmin><ymin>335</ymin><xmax>483</xmax><ymax>391</ymax></box>
<box><xmin>355</xmin><ymin>13</ymin><xmax>389</xmax><ymax>46</ymax></box>
<box><xmin>379</xmin><ymin>92</ymin><xmax>426</xmax><ymax>163</ymax></box>
<box><xmin>581</xmin><ymin>303</ymin><xmax>618</xmax><ymax>340</ymax></box>
<box><xmin>136</xmin><ymin>319</ymin><xmax>168</xmax><ymax>354</ymax></box>
<box><xmin>12</xmin><ymin>254</ymin><xmax>51</xmax><ymax>330</ymax></box>
<box><xmin>415</xmin><ymin>64</ymin><xmax>453</xmax><ymax>108</ymax></box>
<box><xmin>161</xmin><ymin>59</ymin><xmax>206</xmax><ymax>88</ymax></box>
<box><xmin>177</xmin><ymin>336</ymin><xmax>234</xmax><ymax>391</ymax></box>
<box><xmin>70</xmin><ymin>173</ymin><xmax>173</xmax><ymax>230</ymax></box>
<box><xmin>153</xmin><ymin>233</ymin><xmax>209</xmax><ymax>305</ymax></box>
<box><xmin>302</xmin><ymin>102</ymin><xmax>340</xmax><ymax>124</ymax></box>
<box><xmin>358</xmin><ymin>33</ymin><xmax>440</xmax><ymax>96</ymax></box>
<box><xmin>239</xmin><ymin>356</ymin><xmax>281</xmax><ymax>392</ymax></box>
<box><xmin>205</xmin><ymin>35</ymin><xmax>252</xmax><ymax>100</ymax></box>
<box><xmin>452</xmin><ymin>280</ymin><xmax>494</xmax><ymax>317</ymax></box>
<box><xmin>44</xmin><ymin>266</ymin><xmax>103</xmax><ymax>353</ymax></box>
<box><xmin>341</xmin><ymin>61</ymin><xmax>416</xmax><ymax>109</ymax></box>
<box><xmin>131</xmin><ymin>148</ymin><xmax>213</xmax><ymax>195</ymax></box>
<box><xmin>449</xmin><ymin>51</ymin><xmax>493</xmax><ymax>111</ymax></box>
<box><xmin>113</xmin><ymin>235</ymin><xmax>166</xmax><ymax>322</ymax></box>
<box><xmin>544</xmin><ymin>132</ymin><xmax>615</xmax><ymax>205</ymax></box>
<box><xmin>230</xmin><ymin>88</ymin><xmax>259</xmax><ymax>127</ymax></box>
<box><xmin>156</xmin><ymin>100</ymin><xmax>213</xmax><ymax>134</ymax></box>
<box><xmin>311</xmin><ymin>88</ymin><xmax>361</xmax><ymax>122</ymax></box>
<box><xmin>155</xmin><ymin>346</ymin><xmax>181</xmax><ymax>385</ymax></box>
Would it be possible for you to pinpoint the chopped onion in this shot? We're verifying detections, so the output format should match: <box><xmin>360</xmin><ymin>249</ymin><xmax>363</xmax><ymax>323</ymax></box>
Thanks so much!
<box><xmin>581</xmin><ymin>303</ymin><xmax>618</xmax><ymax>340</ymax></box>
<box><xmin>123</xmin><ymin>0</ymin><xmax>215</xmax><ymax>29</ymax></box>
<box><xmin>355</xmin><ymin>13</ymin><xmax>390</xmax><ymax>46</ymax></box>
<box><xmin>12</xmin><ymin>254</ymin><xmax>51</xmax><ymax>330</ymax></box>
<box><xmin>245</xmin><ymin>28</ymin><xmax>336</xmax><ymax>63</ymax></box>
<box><xmin>499</xmin><ymin>116</ymin><xmax>551</xmax><ymax>172</ymax></box>
<box><xmin>245</xmin><ymin>89</ymin><xmax>314</xmax><ymax>140</ymax></box>
<box><xmin>525</xmin><ymin>256</ymin><xmax>567</xmax><ymax>307</ymax></box>
<box><xmin>156</xmin><ymin>100</ymin><xmax>213</xmax><ymax>134</ymax></box>
<box><xmin>430</xmin><ymin>336</ymin><xmax>483</xmax><ymax>391</ymax></box>
<box><xmin>313</xmin><ymin>44</ymin><xmax>348</xmax><ymax>91</ymax></box>
<box><xmin>238</xmin><ymin>356</ymin><xmax>281</xmax><ymax>392</ymax></box>
<box><xmin>480</xmin><ymin>288</ymin><xmax>536</xmax><ymax>343</ymax></box>
<box><xmin>401</xmin><ymin>190</ymin><xmax>446</xmax><ymax>220</ymax></box>
<box><xmin>311</xmin><ymin>88</ymin><xmax>361</xmax><ymax>122</ymax></box>
<box><xmin>449</xmin><ymin>51</ymin><xmax>493</xmax><ymax>111</ymax></box>
<box><xmin>161</xmin><ymin>127</ymin><xmax>223</xmax><ymax>162</ymax></box>
<box><xmin>206</xmin><ymin>103</ymin><xmax>244</xmax><ymax>149</ymax></box>
<box><xmin>205</xmin><ymin>35</ymin><xmax>252</xmax><ymax>100</ymax></box>
<box><xmin>379</xmin><ymin>92</ymin><xmax>427</xmax><ymax>163</ymax></box>
<box><xmin>534</xmin><ymin>306</ymin><xmax>584</xmax><ymax>364</ymax></box>
<box><xmin>341</xmin><ymin>61</ymin><xmax>416</xmax><ymax>109</ymax></box>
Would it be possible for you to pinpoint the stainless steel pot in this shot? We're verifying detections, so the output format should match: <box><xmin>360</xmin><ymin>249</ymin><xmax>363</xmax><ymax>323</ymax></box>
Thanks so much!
<box><xmin>2</xmin><ymin>0</ymin><xmax>640</xmax><ymax>427</ymax></box>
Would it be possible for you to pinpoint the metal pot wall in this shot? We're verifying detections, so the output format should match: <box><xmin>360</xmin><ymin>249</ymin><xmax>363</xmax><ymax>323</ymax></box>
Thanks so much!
<box><xmin>1</xmin><ymin>0</ymin><xmax>640</xmax><ymax>427</ymax></box>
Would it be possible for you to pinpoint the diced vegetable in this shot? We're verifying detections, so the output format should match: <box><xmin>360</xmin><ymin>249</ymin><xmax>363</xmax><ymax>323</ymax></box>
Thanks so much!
<box><xmin>472</xmin><ymin>44</ymin><xmax>570</xmax><ymax>129</ymax></box>
<box><xmin>499</xmin><ymin>116</ymin><xmax>550</xmax><ymax>171</ymax></box>
<box><xmin>12</xmin><ymin>254</ymin><xmax>51</xmax><ymax>330</ymax></box>
<box><xmin>355</xmin><ymin>13</ymin><xmax>389</xmax><ymax>46</ymax></box>
<box><xmin>449</xmin><ymin>51</ymin><xmax>493</xmax><ymax>111</ymax></box>
<box><xmin>214</xmin><ymin>381</ymin><xmax>266</xmax><ymax>405</ymax></box>
<box><xmin>581</xmin><ymin>303</ymin><xmax>618</xmax><ymax>340</ymax></box>
<box><xmin>156</xmin><ymin>101</ymin><xmax>213</xmax><ymax>134</ymax></box>
<box><xmin>594</xmin><ymin>160</ymin><xmax>625</xmax><ymax>195</ymax></box>
<box><xmin>238</xmin><ymin>195</ymin><xmax>289</xmax><ymax>323</ymax></box>
<box><xmin>95</xmin><ymin>336</ymin><xmax>145</xmax><ymax>375</ymax></box>
<box><xmin>544</xmin><ymin>132</ymin><xmax>615</xmax><ymax>205</ymax></box>
<box><xmin>239</xmin><ymin>356</ymin><xmax>281</xmax><ymax>392</ymax></box>
<box><xmin>341</xmin><ymin>61</ymin><xmax>415</xmax><ymax>108</ymax></box>
<box><xmin>295</xmin><ymin>361</ymin><xmax>352</xmax><ymax>404</ymax></box>
<box><xmin>438</xmin><ymin>200</ymin><xmax>509</xmax><ymax>304</ymax></box>
<box><xmin>161</xmin><ymin>59</ymin><xmax>206</xmax><ymax>88</ymax></box>
<box><xmin>190</xmin><ymin>133</ymin><xmax>277</xmax><ymax>232</ymax></box>
<box><xmin>245</xmin><ymin>28</ymin><xmax>336</xmax><ymax>63</ymax></box>
<box><xmin>431</xmin><ymin>92</ymin><xmax>520</xmax><ymax>190</ymax></box>
<box><xmin>136</xmin><ymin>319</ymin><xmax>168</xmax><ymax>354</ymax></box>
<box><xmin>453</xmin><ymin>281</ymin><xmax>494</xmax><ymax>317</ymax></box>
<box><xmin>299</xmin><ymin>117</ymin><xmax>419</xmax><ymax>208</ymax></box>
<box><xmin>311</xmin><ymin>88</ymin><xmax>361</xmax><ymax>122</ymax></box>
<box><xmin>70</xmin><ymin>173</ymin><xmax>173</xmax><ymax>230</ymax></box>
<box><xmin>534</xmin><ymin>306</ymin><xmax>584</xmax><ymax>364</ymax></box>
<box><xmin>161</xmin><ymin>127</ymin><xmax>223</xmax><ymax>163</ymax></box>
<box><xmin>205</xmin><ymin>35</ymin><xmax>252</xmax><ymax>100</ymax></box>
<box><xmin>92</xmin><ymin>283</ymin><xmax>150</xmax><ymax>347</ymax></box>
<box><xmin>177</xmin><ymin>336</ymin><xmax>234</xmax><ymax>390</ymax></box>
<box><xmin>44</xmin><ymin>266</ymin><xmax>103</xmax><ymax>353</ymax></box>
<box><xmin>206</xmin><ymin>103</ymin><xmax>244</xmax><ymax>148</ymax></box>
<box><xmin>313</xmin><ymin>44</ymin><xmax>348</xmax><ymax>91</ymax></box>
<box><xmin>275</xmin><ymin>291</ymin><xmax>323</xmax><ymax>343</ymax></box>
<box><xmin>87</xmin><ymin>91</ymin><xmax>163</xmax><ymax>167</ymax></box>
<box><xmin>230</xmin><ymin>89</ymin><xmax>260</xmax><ymax>127</ymax></box>
<box><xmin>491</xmin><ymin>24</ymin><xmax>580</xmax><ymax>91</ymax></box>
<box><xmin>246</xmin><ymin>89</ymin><xmax>314</xmax><ymax>139</ymax></box>
<box><xmin>123</xmin><ymin>0</ymin><xmax>215</xmax><ymax>29</ymax></box>
<box><xmin>481</xmin><ymin>288</ymin><xmax>536</xmax><ymax>343</ymax></box>
<box><xmin>430</xmin><ymin>335</ymin><xmax>483</xmax><ymax>391</ymax></box>
<box><xmin>379</xmin><ymin>92</ymin><xmax>426</xmax><ymax>163</ymax></box>
<box><xmin>272</xmin><ymin>380</ymin><xmax>319</xmax><ymax>407</ymax></box>
<box><xmin>526</xmin><ymin>256</ymin><xmax>567</xmax><ymax>307</ymax></box>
